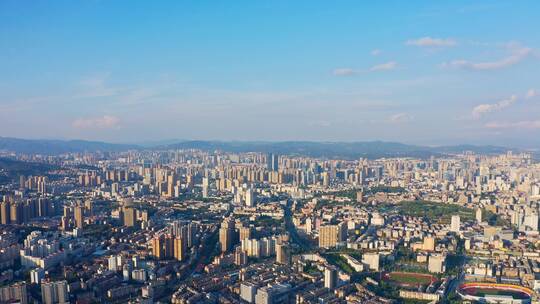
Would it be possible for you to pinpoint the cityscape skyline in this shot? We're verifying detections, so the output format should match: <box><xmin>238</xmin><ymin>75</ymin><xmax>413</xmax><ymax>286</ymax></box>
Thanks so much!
<box><xmin>1</xmin><ymin>1</ymin><xmax>540</xmax><ymax>147</ymax></box>
<box><xmin>2</xmin><ymin>2</ymin><xmax>540</xmax><ymax>303</ymax></box>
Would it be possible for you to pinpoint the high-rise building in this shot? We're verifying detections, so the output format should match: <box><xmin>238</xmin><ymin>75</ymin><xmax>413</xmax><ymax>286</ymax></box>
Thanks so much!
<box><xmin>356</xmin><ymin>191</ymin><xmax>364</xmax><ymax>203</ymax></box>
<box><xmin>267</xmin><ymin>153</ymin><xmax>279</xmax><ymax>171</ymax></box>
<box><xmin>476</xmin><ymin>208</ymin><xmax>483</xmax><ymax>223</ymax></box>
<box><xmin>84</xmin><ymin>200</ymin><xmax>94</xmax><ymax>216</ymax></box>
<box><xmin>74</xmin><ymin>205</ymin><xmax>84</xmax><ymax>229</ymax></box>
<box><xmin>428</xmin><ymin>254</ymin><xmax>446</xmax><ymax>273</ymax></box>
<box><xmin>174</xmin><ymin>236</ymin><xmax>186</xmax><ymax>261</ymax></box>
<box><xmin>30</xmin><ymin>268</ymin><xmax>45</xmax><ymax>284</ymax></box>
<box><xmin>255</xmin><ymin>284</ymin><xmax>290</xmax><ymax>304</ymax></box>
<box><xmin>362</xmin><ymin>252</ymin><xmax>380</xmax><ymax>271</ymax></box>
<box><xmin>38</xmin><ymin>198</ymin><xmax>51</xmax><ymax>217</ymax></box>
<box><xmin>324</xmin><ymin>267</ymin><xmax>338</xmax><ymax>290</ymax></box>
<box><xmin>239</xmin><ymin>226</ymin><xmax>252</xmax><ymax>242</ymax></box>
<box><xmin>275</xmin><ymin>242</ymin><xmax>290</xmax><ymax>265</ymax></box>
<box><xmin>234</xmin><ymin>247</ymin><xmax>247</xmax><ymax>266</ymax></box>
<box><xmin>245</xmin><ymin>188</ymin><xmax>255</xmax><ymax>207</ymax></box>
<box><xmin>0</xmin><ymin>201</ymin><xmax>10</xmax><ymax>224</ymax></box>
<box><xmin>10</xmin><ymin>202</ymin><xmax>23</xmax><ymax>224</ymax></box>
<box><xmin>423</xmin><ymin>236</ymin><xmax>436</xmax><ymax>251</ymax></box>
<box><xmin>187</xmin><ymin>223</ymin><xmax>198</xmax><ymax>247</ymax></box>
<box><xmin>240</xmin><ymin>282</ymin><xmax>257</xmax><ymax>303</ymax></box>
<box><xmin>41</xmin><ymin>280</ymin><xmax>69</xmax><ymax>304</ymax></box>
<box><xmin>0</xmin><ymin>282</ymin><xmax>28</xmax><ymax>304</ymax></box>
<box><xmin>219</xmin><ymin>218</ymin><xmax>237</xmax><ymax>252</ymax></box>
<box><xmin>202</xmin><ymin>177</ymin><xmax>209</xmax><ymax>198</ymax></box>
<box><xmin>450</xmin><ymin>215</ymin><xmax>460</xmax><ymax>233</ymax></box>
<box><xmin>318</xmin><ymin>223</ymin><xmax>346</xmax><ymax>248</ymax></box>
<box><xmin>108</xmin><ymin>255</ymin><xmax>118</xmax><ymax>271</ymax></box>
<box><xmin>123</xmin><ymin>207</ymin><xmax>137</xmax><ymax>227</ymax></box>
<box><xmin>151</xmin><ymin>234</ymin><xmax>174</xmax><ymax>259</ymax></box>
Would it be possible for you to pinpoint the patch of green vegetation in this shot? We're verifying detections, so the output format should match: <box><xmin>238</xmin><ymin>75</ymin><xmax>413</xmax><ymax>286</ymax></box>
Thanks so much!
<box><xmin>303</xmin><ymin>262</ymin><xmax>320</xmax><ymax>275</ymax></box>
<box><xmin>366</xmin><ymin>280</ymin><xmax>401</xmax><ymax>300</ymax></box>
<box><xmin>443</xmin><ymin>291</ymin><xmax>465</xmax><ymax>304</ymax></box>
<box><xmin>83</xmin><ymin>224</ymin><xmax>113</xmax><ymax>240</ymax></box>
<box><xmin>330</xmin><ymin>248</ymin><xmax>362</xmax><ymax>260</ymax></box>
<box><xmin>387</xmin><ymin>272</ymin><xmax>433</xmax><ymax>285</ymax></box>
<box><xmin>484</xmin><ymin>209</ymin><xmax>510</xmax><ymax>227</ymax></box>
<box><xmin>315</xmin><ymin>199</ymin><xmax>359</xmax><ymax>209</ymax></box>
<box><xmin>322</xmin><ymin>186</ymin><xmax>406</xmax><ymax>201</ymax></box>
<box><xmin>383</xmin><ymin>200</ymin><xmax>474</xmax><ymax>224</ymax></box>
<box><xmin>367</xmin><ymin>186</ymin><xmax>406</xmax><ymax>194</ymax></box>
<box><xmin>325</xmin><ymin>253</ymin><xmax>355</xmax><ymax>274</ymax></box>
<box><xmin>255</xmin><ymin>215</ymin><xmax>283</xmax><ymax>227</ymax></box>
<box><xmin>0</xmin><ymin>158</ymin><xmax>59</xmax><ymax>182</ymax></box>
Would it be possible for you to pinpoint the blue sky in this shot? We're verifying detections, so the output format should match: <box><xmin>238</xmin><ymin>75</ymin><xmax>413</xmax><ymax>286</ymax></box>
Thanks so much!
<box><xmin>1</xmin><ymin>1</ymin><xmax>539</xmax><ymax>147</ymax></box>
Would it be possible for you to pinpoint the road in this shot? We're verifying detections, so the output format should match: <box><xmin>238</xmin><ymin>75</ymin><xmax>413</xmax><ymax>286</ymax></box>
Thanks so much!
<box><xmin>284</xmin><ymin>202</ymin><xmax>314</xmax><ymax>252</ymax></box>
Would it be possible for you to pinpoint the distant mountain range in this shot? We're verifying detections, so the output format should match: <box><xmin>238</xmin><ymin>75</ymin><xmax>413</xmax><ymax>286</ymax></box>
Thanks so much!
<box><xmin>162</xmin><ymin>141</ymin><xmax>513</xmax><ymax>159</ymax></box>
<box><xmin>0</xmin><ymin>137</ymin><xmax>137</xmax><ymax>155</ymax></box>
<box><xmin>0</xmin><ymin>137</ymin><xmax>516</xmax><ymax>159</ymax></box>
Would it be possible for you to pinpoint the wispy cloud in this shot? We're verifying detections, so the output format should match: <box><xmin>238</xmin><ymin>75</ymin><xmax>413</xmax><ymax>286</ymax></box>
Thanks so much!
<box><xmin>371</xmin><ymin>49</ymin><xmax>381</xmax><ymax>56</ymax></box>
<box><xmin>471</xmin><ymin>95</ymin><xmax>517</xmax><ymax>119</ymax></box>
<box><xmin>406</xmin><ymin>37</ymin><xmax>457</xmax><ymax>47</ymax></box>
<box><xmin>333</xmin><ymin>68</ymin><xmax>356</xmax><ymax>76</ymax></box>
<box><xmin>443</xmin><ymin>43</ymin><xmax>532</xmax><ymax>70</ymax></box>
<box><xmin>370</xmin><ymin>61</ymin><xmax>397</xmax><ymax>71</ymax></box>
<box><xmin>76</xmin><ymin>73</ymin><xmax>120</xmax><ymax>98</ymax></box>
<box><xmin>485</xmin><ymin>120</ymin><xmax>540</xmax><ymax>129</ymax></box>
<box><xmin>389</xmin><ymin>112</ymin><xmax>412</xmax><ymax>123</ymax></box>
<box><xmin>526</xmin><ymin>89</ymin><xmax>538</xmax><ymax>99</ymax></box>
<box><xmin>72</xmin><ymin>115</ymin><xmax>120</xmax><ymax>129</ymax></box>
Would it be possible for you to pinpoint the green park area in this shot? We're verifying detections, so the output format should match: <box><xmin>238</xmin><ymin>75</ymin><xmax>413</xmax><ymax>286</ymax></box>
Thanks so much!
<box><xmin>382</xmin><ymin>200</ymin><xmax>474</xmax><ymax>224</ymax></box>
<box><xmin>385</xmin><ymin>272</ymin><xmax>435</xmax><ymax>286</ymax></box>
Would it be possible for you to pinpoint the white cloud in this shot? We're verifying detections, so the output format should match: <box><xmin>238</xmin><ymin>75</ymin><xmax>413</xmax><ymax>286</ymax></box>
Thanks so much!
<box><xmin>370</xmin><ymin>61</ymin><xmax>397</xmax><ymax>71</ymax></box>
<box><xmin>72</xmin><ymin>115</ymin><xmax>120</xmax><ymax>129</ymax></box>
<box><xmin>406</xmin><ymin>37</ymin><xmax>457</xmax><ymax>47</ymax></box>
<box><xmin>485</xmin><ymin>120</ymin><xmax>540</xmax><ymax>129</ymax></box>
<box><xmin>389</xmin><ymin>112</ymin><xmax>412</xmax><ymax>123</ymax></box>
<box><xmin>333</xmin><ymin>68</ymin><xmax>356</xmax><ymax>76</ymax></box>
<box><xmin>443</xmin><ymin>44</ymin><xmax>532</xmax><ymax>70</ymax></box>
<box><xmin>471</xmin><ymin>95</ymin><xmax>517</xmax><ymax>119</ymax></box>
<box><xmin>371</xmin><ymin>49</ymin><xmax>381</xmax><ymax>56</ymax></box>
<box><xmin>526</xmin><ymin>89</ymin><xmax>538</xmax><ymax>99</ymax></box>
<box><xmin>77</xmin><ymin>73</ymin><xmax>120</xmax><ymax>98</ymax></box>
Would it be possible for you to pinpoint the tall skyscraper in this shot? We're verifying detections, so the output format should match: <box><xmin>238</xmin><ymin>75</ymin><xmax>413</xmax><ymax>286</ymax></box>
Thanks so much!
<box><xmin>174</xmin><ymin>236</ymin><xmax>186</xmax><ymax>261</ymax></box>
<box><xmin>318</xmin><ymin>223</ymin><xmax>346</xmax><ymax>248</ymax></box>
<box><xmin>123</xmin><ymin>207</ymin><xmax>137</xmax><ymax>227</ymax></box>
<box><xmin>0</xmin><ymin>201</ymin><xmax>10</xmax><ymax>224</ymax></box>
<box><xmin>202</xmin><ymin>177</ymin><xmax>209</xmax><ymax>198</ymax></box>
<box><xmin>476</xmin><ymin>208</ymin><xmax>483</xmax><ymax>223</ymax></box>
<box><xmin>74</xmin><ymin>205</ymin><xmax>84</xmax><ymax>229</ymax></box>
<box><xmin>0</xmin><ymin>282</ymin><xmax>28</xmax><ymax>304</ymax></box>
<box><xmin>41</xmin><ymin>280</ymin><xmax>69</xmax><ymax>304</ymax></box>
<box><xmin>324</xmin><ymin>267</ymin><xmax>338</xmax><ymax>290</ymax></box>
<box><xmin>428</xmin><ymin>254</ymin><xmax>446</xmax><ymax>273</ymax></box>
<box><xmin>267</xmin><ymin>153</ymin><xmax>279</xmax><ymax>171</ymax></box>
<box><xmin>423</xmin><ymin>236</ymin><xmax>436</xmax><ymax>251</ymax></box>
<box><xmin>219</xmin><ymin>218</ymin><xmax>237</xmax><ymax>252</ymax></box>
<box><xmin>245</xmin><ymin>188</ymin><xmax>255</xmax><ymax>207</ymax></box>
<box><xmin>151</xmin><ymin>234</ymin><xmax>174</xmax><ymax>259</ymax></box>
<box><xmin>450</xmin><ymin>215</ymin><xmax>460</xmax><ymax>233</ymax></box>
<box><xmin>10</xmin><ymin>203</ymin><xmax>23</xmax><ymax>224</ymax></box>
<box><xmin>238</xmin><ymin>226</ymin><xmax>252</xmax><ymax>242</ymax></box>
<box><xmin>276</xmin><ymin>242</ymin><xmax>290</xmax><ymax>265</ymax></box>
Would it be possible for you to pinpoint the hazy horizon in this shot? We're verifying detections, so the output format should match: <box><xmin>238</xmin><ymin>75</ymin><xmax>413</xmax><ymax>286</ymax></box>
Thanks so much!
<box><xmin>1</xmin><ymin>1</ymin><xmax>540</xmax><ymax>147</ymax></box>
